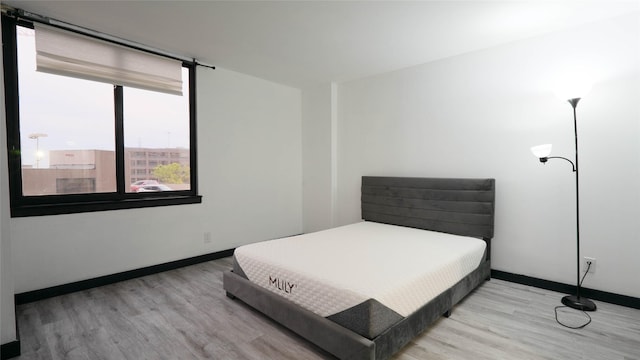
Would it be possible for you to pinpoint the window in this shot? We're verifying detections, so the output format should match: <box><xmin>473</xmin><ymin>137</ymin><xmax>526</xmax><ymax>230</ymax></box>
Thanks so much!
<box><xmin>2</xmin><ymin>17</ymin><xmax>200</xmax><ymax>216</ymax></box>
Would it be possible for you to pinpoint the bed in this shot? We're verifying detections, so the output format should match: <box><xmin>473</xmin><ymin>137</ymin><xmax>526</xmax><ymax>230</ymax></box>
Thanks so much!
<box><xmin>223</xmin><ymin>176</ymin><xmax>495</xmax><ymax>359</ymax></box>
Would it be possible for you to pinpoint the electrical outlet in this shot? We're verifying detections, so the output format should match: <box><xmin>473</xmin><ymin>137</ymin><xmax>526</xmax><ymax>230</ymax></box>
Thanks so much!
<box><xmin>204</xmin><ymin>232</ymin><xmax>212</xmax><ymax>244</ymax></box>
<box><xmin>583</xmin><ymin>257</ymin><xmax>596</xmax><ymax>274</ymax></box>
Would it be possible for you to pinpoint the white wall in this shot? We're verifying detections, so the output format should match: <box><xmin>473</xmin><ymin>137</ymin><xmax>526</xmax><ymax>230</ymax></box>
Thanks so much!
<box><xmin>1</xmin><ymin>23</ymin><xmax>17</xmax><ymax>346</ymax></box>
<box><xmin>302</xmin><ymin>83</ymin><xmax>338</xmax><ymax>233</ymax></box>
<box><xmin>0</xmin><ymin>19</ymin><xmax>18</xmax><ymax>346</ymax></box>
<box><xmin>8</xmin><ymin>66</ymin><xmax>303</xmax><ymax>293</ymax></box>
<box><xmin>334</xmin><ymin>13</ymin><xmax>640</xmax><ymax>298</ymax></box>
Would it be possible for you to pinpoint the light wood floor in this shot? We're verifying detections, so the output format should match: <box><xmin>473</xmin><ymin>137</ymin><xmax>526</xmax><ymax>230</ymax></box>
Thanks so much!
<box><xmin>14</xmin><ymin>257</ymin><xmax>640</xmax><ymax>360</ymax></box>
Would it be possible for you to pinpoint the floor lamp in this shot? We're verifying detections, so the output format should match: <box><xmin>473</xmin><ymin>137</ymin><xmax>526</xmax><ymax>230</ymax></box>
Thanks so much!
<box><xmin>530</xmin><ymin>96</ymin><xmax>597</xmax><ymax>312</ymax></box>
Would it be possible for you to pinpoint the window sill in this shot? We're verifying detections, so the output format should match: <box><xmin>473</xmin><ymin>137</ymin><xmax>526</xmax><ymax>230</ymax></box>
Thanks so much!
<box><xmin>10</xmin><ymin>195</ymin><xmax>202</xmax><ymax>217</ymax></box>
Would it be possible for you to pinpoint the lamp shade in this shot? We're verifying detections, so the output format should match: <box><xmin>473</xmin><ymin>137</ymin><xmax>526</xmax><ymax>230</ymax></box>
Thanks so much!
<box><xmin>531</xmin><ymin>144</ymin><xmax>552</xmax><ymax>158</ymax></box>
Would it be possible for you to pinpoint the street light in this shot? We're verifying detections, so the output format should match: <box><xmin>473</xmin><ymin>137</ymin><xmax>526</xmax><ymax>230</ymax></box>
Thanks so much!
<box><xmin>28</xmin><ymin>133</ymin><xmax>48</xmax><ymax>168</ymax></box>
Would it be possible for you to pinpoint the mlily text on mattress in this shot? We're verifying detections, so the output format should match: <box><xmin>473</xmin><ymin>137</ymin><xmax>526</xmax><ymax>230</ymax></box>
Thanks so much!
<box><xmin>232</xmin><ymin>221</ymin><xmax>486</xmax><ymax>340</ymax></box>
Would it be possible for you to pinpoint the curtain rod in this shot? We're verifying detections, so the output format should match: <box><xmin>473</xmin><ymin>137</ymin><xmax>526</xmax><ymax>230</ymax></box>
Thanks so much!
<box><xmin>1</xmin><ymin>5</ymin><xmax>215</xmax><ymax>70</ymax></box>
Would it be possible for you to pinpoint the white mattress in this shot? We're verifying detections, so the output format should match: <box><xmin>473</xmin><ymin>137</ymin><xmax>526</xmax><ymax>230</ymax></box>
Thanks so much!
<box><xmin>233</xmin><ymin>221</ymin><xmax>486</xmax><ymax>318</ymax></box>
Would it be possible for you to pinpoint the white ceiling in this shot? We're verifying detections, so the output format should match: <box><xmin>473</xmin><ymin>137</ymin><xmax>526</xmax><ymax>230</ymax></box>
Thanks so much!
<box><xmin>4</xmin><ymin>1</ymin><xmax>639</xmax><ymax>88</ymax></box>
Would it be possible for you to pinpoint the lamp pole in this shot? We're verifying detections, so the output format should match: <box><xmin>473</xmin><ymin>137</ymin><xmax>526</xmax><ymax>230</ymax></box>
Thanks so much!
<box><xmin>570</xmin><ymin>98</ymin><xmax>582</xmax><ymax>303</ymax></box>
<box><xmin>560</xmin><ymin>98</ymin><xmax>596</xmax><ymax>311</ymax></box>
<box><xmin>530</xmin><ymin>98</ymin><xmax>596</xmax><ymax>312</ymax></box>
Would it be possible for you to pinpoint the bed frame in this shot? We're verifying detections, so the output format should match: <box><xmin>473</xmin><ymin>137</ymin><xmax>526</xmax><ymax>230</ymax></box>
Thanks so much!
<box><xmin>223</xmin><ymin>176</ymin><xmax>495</xmax><ymax>359</ymax></box>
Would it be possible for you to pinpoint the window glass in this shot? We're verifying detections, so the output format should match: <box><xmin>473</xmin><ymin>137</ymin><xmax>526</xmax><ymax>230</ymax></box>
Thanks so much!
<box><xmin>123</xmin><ymin>68</ymin><xmax>191</xmax><ymax>193</ymax></box>
<box><xmin>17</xmin><ymin>26</ymin><xmax>116</xmax><ymax>196</ymax></box>
<box><xmin>4</xmin><ymin>19</ymin><xmax>200</xmax><ymax>216</ymax></box>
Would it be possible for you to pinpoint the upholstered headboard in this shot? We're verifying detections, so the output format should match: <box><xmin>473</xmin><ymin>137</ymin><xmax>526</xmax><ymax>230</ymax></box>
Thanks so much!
<box><xmin>361</xmin><ymin>176</ymin><xmax>495</xmax><ymax>240</ymax></box>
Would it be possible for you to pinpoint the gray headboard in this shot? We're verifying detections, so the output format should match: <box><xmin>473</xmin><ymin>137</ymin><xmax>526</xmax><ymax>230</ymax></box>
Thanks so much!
<box><xmin>361</xmin><ymin>176</ymin><xmax>495</xmax><ymax>240</ymax></box>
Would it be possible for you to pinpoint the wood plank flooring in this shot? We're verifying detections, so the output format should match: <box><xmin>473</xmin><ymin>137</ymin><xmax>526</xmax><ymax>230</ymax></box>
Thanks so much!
<box><xmin>14</xmin><ymin>257</ymin><xmax>640</xmax><ymax>360</ymax></box>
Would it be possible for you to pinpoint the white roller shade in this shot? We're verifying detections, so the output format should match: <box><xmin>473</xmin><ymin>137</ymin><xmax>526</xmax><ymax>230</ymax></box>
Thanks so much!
<box><xmin>35</xmin><ymin>24</ymin><xmax>183</xmax><ymax>95</ymax></box>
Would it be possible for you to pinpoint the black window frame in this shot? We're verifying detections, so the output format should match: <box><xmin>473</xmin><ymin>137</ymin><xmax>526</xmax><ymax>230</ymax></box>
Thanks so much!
<box><xmin>2</xmin><ymin>16</ymin><xmax>201</xmax><ymax>217</ymax></box>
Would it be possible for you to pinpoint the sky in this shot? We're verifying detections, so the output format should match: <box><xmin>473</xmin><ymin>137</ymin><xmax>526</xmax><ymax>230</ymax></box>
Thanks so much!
<box><xmin>17</xmin><ymin>26</ymin><xmax>190</xmax><ymax>168</ymax></box>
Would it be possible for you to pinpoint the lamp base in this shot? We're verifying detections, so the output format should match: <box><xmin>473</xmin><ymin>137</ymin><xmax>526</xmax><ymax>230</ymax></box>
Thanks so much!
<box><xmin>562</xmin><ymin>295</ymin><xmax>597</xmax><ymax>312</ymax></box>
